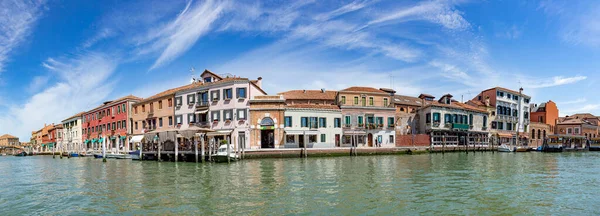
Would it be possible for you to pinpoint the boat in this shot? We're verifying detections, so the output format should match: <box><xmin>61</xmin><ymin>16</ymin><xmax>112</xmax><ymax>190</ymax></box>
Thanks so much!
<box><xmin>498</xmin><ymin>144</ymin><xmax>514</xmax><ymax>152</ymax></box>
<box><xmin>93</xmin><ymin>153</ymin><xmax>104</xmax><ymax>158</ymax></box>
<box><xmin>211</xmin><ymin>145</ymin><xmax>239</xmax><ymax>163</ymax></box>
<box><xmin>515</xmin><ymin>146</ymin><xmax>528</xmax><ymax>152</ymax></box>
<box><xmin>69</xmin><ymin>152</ymin><xmax>79</xmax><ymax>157</ymax></box>
<box><xmin>542</xmin><ymin>134</ymin><xmax>588</xmax><ymax>152</ymax></box>
<box><xmin>129</xmin><ymin>150</ymin><xmax>141</xmax><ymax>160</ymax></box>
<box><xmin>589</xmin><ymin>138</ymin><xmax>600</xmax><ymax>151</ymax></box>
<box><xmin>114</xmin><ymin>154</ymin><xmax>132</xmax><ymax>159</ymax></box>
<box><xmin>14</xmin><ymin>152</ymin><xmax>27</xmax><ymax>157</ymax></box>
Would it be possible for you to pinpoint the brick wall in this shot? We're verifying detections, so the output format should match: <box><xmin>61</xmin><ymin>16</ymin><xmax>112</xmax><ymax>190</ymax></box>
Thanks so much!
<box><xmin>396</xmin><ymin>134</ymin><xmax>430</xmax><ymax>147</ymax></box>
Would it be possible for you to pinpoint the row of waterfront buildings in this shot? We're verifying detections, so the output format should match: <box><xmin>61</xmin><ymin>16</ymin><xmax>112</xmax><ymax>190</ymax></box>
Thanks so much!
<box><xmin>16</xmin><ymin>70</ymin><xmax>600</xmax><ymax>153</ymax></box>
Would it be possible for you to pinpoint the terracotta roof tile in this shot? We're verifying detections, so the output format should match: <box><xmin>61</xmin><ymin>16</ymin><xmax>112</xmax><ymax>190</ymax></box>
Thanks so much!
<box><xmin>393</xmin><ymin>95</ymin><xmax>423</xmax><ymax>106</ymax></box>
<box><xmin>62</xmin><ymin>112</ymin><xmax>85</xmax><ymax>122</ymax></box>
<box><xmin>278</xmin><ymin>90</ymin><xmax>337</xmax><ymax>100</ymax></box>
<box><xmin>341</xmin><ymin>86</ymin><xmax>386</xmax><ymax>93</ymax></box>
<box><xmin>483</xmin><ymin>86</ymin><xmax>530</xmax><ymax>98</ymax></box>
<box><xmin>0</xmin><ymin>134</ymin><xmax>18</xmax><ymax>139</ymax></box>
<box><xmin>286</xmin><ymin>104</ymin><xmax>340</xmax><ymax>110</ymax></box>
<box><xmin>425</xmin><ymin>101</ymin><xmax>488</xmax><ymax>113</ymax></box>
<box><xmin>137</xmin><ymin>82</ymin><xmax>204</xmax><ymax>104</ymax></box>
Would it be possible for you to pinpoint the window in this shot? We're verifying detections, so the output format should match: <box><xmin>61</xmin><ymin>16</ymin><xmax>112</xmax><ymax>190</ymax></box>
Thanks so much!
<box><xmin>483</xmin><ymin>116</ymin><xmax>487</xmax><ymax>127</ymax></box>
<box><xmin>237</xmin><ymin>109</ymin><xmax>247</xmax><ymax>120</ymax></box>
<box><xmin>513</xmin><ymin>110</ymin><xmax>518</xmax><ymax>117</ymax></box>
<box><xmin>433</xmin><ymin>113</ymin><xmax>440</xmax><ymax>123</ymax></box>
<box><xmin>453</xmin><ymin>114</ymin><xmax>458</xmax><ymax>123</ymax></box>
<box><xmin>445</xmin><ymin>114</ymin><xmax>452</xmax><ymax>123</ymax></box>
<box><xmin>187</xmin><ymin>94</ymin><xmax>196</xmax><ymax>104</ymax></box>
<box><xmin>358</xmin><ymin>116</ymin><xmax>364</xmax><ymax>125</ymax></box>
<box><xmin>134</xmin><ymin>106</ymin><xmax>138</xmax><ymax>114</ymax></box>
<box><xmin>524</xmin><ymin>111</ymin><xmax>529</xmax><ymax>119</ymax></box>
<box><xmin>376</xmin><ymin>117</ymin><xmax>384</xmax><ymax>126</ymax></box>
<box><xmin>223</xmin><ymin>109</ymin><xmax>233</xmax><ymax>120</ymax></box>
<box><xmin>168</xmin><ymin>98</ymin><xmax>173</xmax><ymax>107</ymax></box>
<box><xmin>319</xmin><ymin>117</ymin><xmax>327</xmax><ymax>128</ymax></box>
<box><xmin>301</xmin><ymin>117</ymin><xmax>308</xmax><ymax>127</ymax></box>
<box><xmin>118</xmin><ymin>106</ymin><xmax>121</xmax><ymax>114</ymax></box>
<box><xmin>334</xmin><ymin>118</ymin><xmax>341</xmax><ymax>128</ymax></box>
<box><xmin>135</xmin><ymin>122</ymin><xmax>138</xmax><ymax>130</ymax></box>
<box><xmin>236</xmin><ymin>87</ymin><xmax>247</xmax><ymax>99</ymax></box>
<box><xmin>149</xmin><ymin>102</ymin><xmax>154</xmax><ymax>112</ymax></box>
<box><xmin>506</xmin><ymin>123</ymin><xmax>512</xmax><ymax>131</ymax></box>
<box><xmin>112</xmin><ymin>122</ymin><xmax>115</xmax><ymax>130</ymax></box>
<box><xmin>354</xmin><ymin>97</ymin><xmax>359</xmax><ymax>105</ymax></box>
<box><xmin>122</xmin><ymin>120</ymin><xmax>126</xmax><ymax>129</ymax></box>
<box><xmin>497</xmin><ymin>122</ymin><xmax>503</xmax><ymax>130</ymax></box>
<box><xmin>388</xmin><ymin>117</ymin><xmax>394</xmax><ymax>127</ymax></box>
<box><xmin>574</xmin><ymin>128</ymin><xmax>580</xmax><ymax>134</ymax></box>
<box><xmin>426</xmin><ymin>113</ymin><xmax>431</xmax><ymax>123</ymax></box>
<box><xmin>286</xmin><ymin>135</ymin><xmax>295</xmax><ymax>144</ymax></box>
<box><xmin>341</xmin><ymin>96</ymin><xmax>346</xmax><ymax>104</ymax></box>
<box><xmin>169</xmin><ymin>116</ymin><xmax>173</xmax><ymax>126</ymax></box>
<box><xmin>309</xmin><ymin>135</ymin><xmax>317</xmax><ymax>143</ymax></box>
<box><xmin>344</xmin><ymin>116</ymin><xmax>351</xmax><ymax>126</ymax></box>
<box><xmin>188</xmin><ymin>114</ymin><xmax>196</xmax><ymax>123</ymax></box>
<box><xmin>159</xmin><ymin>101</ymin><xmax>163</xmax><ymax>109</ymax></box>
<box><xmin>204</xmin><ymin>77</ymin><xmax>212</xmax><ymax>83</ymax></box>
<box><xmin>142</xmin><ymin>105</ymin><xmax>145</xmax><ymax>112</ymax></box>
<box><xmin>321</xmin><ymin>134</ymin><xmax>326</xmax><ymax>142</ymax></box>
<box><xmin>122</xmin><ymin>104</ymin><xmax>126</xmax><ymax>113</ymax></box>
<box><xmin>211</xmin><ymin>90</ymin><xmax>220</xmax><ymax>101</ymax></box>
<box><xmin>469</xmin><ymin>114</ymin><xmax>473</xmax><ymax>125</ymax></box>
<box><xmin>362</xmin><ymin>97</ymin><xmax>366</xmax><ymax>106</ymax></box>
<box><xmin>175</xmin><ymin>96</ymin><xmax>182</xmax><ymax>106</ymax></box>
<box><xmin>369</xmin><ymin>97</ymin><xmax>374</xmax><ymax>106</ymax></box>
<box><xmin>211</xmin><ymin>111</ymin><xmax>220</xmax><ymax>122</ymax></box>
<box><xmin>224</xmin><ymin>88</ymin><xmax>233</xmax><ymax>100</ymax></box>
<box><xmin>310</xmin><ymin>117</ymin><xmax>318</xmax><ymax>129</ymax></box>
<box><xmin>507</xmin><ymin>93</ymin><xmax>511</xmax><ymax>99</ymax></box>
<box><xmin>524</xmin><ymin>98</ymin><xmax>530</xmax><ymax>103</ymax></box>
<box><xmin>117</xmin><ymin>121</ymin><xmax>120</xmax><ymax>129</ymax></box>
<box><xmin>389</xmin><ymin>135</ymin><xmax>394</xmax><ymax>143</ymax></box>
<box><xmin>384</xmin><ymin>98</ymin><xmax>388</xmax><ymax>106</ymax></box>
<box><xmin>176</xmin><ymin>115</ymin><xmax>183</xmax><ymax>124</ymax></box>
<box><xmin>514</xmin><ymin>95</ymin><xmax>518</xmax><ymax>100</ymax></box>
<box><xmin>285</xmin><ymin>116</ymin><xmax>292</xmax><ymax>127</ymax></box>
<box><xmin>567</xmin><ymin>128</ymin><xmax>573</xmax><ymax>134</ymax></box>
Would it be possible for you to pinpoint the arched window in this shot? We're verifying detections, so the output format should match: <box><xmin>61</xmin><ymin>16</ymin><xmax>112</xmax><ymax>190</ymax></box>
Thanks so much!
<box><xmin>483</xmin><ymin>116</ymin><xmax>488</xmax><ymax>127</ymax></box>
<box><xmin>537</xmin><ymin>129</ymin><xmax>541</xmax><ymax>140</ymax></box>
<box><xmin>532</xmin><ymin>129</ymin><xmax>536</xmax><ymax>139</ymax></box>
<box><xmin>497</xmin><ymin>106</ymin><xmax>502</xmax><ymax>115</ymax></box>
<box><xmin>260</xmin><ymin>117</ymin><xmax>274</xmax><ymax>126</ymax></box>
<box><xmin>543</xmin><ymin>130</ymin><xmax>546</xmax><ymax>139</ymax></box>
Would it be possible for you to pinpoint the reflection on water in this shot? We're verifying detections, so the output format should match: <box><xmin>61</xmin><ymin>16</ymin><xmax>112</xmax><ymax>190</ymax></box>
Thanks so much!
<box><xmin>1</xmin><ymin>152</ymin><xmax>600</xmax><ymax>215</ymax></box>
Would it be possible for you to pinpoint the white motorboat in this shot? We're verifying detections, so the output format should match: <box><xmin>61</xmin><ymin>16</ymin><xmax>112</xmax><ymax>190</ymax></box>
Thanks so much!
<box><xmin>498</xmin><ymin>144</ymin><xmax>514</xmax><ymax>152</ymax></box>
<box><xmin>106</xmin><ymin>153</ymin><xmax>131</xmax><ymax>159</ymax></box>
<box><xmin>211</xmin><ymin>145</ymin><xmax>239</xmax><ymax>163</ymax></box>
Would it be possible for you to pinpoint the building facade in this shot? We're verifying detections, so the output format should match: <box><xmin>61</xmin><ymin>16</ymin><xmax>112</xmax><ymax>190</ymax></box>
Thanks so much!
<box><xmin>61</xmin><ymin>112</ymin><xmax>83</xmax><ymax>152</ymax></box>
<box><xmin>282</xmin><ymin>104</ymin><xmax>343</xmax><ymax>148</ymax></box>
<box><xmin>556</xmin><ymin>114</ymin><xmax>599</xmax><ymax>139</ymax></box>
<box><xmin>418</xmin><ymin>94</ymin><xmax>490</xmax><ymax>147</ymax></box>
<box><xmin>529</xmin><ymin>122</ymin><xmax>551</xmax><ymax>148</ymax></box>
<box><xmin>337</xmin><ymin>87</ymin><xmax>396</xmax><ymax>147</ymax></box>
<box><xmin>249</xmin><ymin>95</ymin><xmax>286</xmax><ymax>149</ymax></box>
<box><xmin>48</xmin><ymin>124</ymin><xmax>63</xmax><ymax>152</ymax></box>
<box><xmin>472</xmin><ymin>87</ymin><xmax>531</xmax><ymax>145</ymax></box>
<box><xmin>530</xmin><ymin>100</ymin><xmax>558</xmax><ymax>134</ymax></box>
<box><xmin>174</xmin><ymin>70</ymin><xmax>267</xmax><ymax>149</ymax></box>
<box><xmin>0</xmin><ymin>134</ymin><xmax>19</xmax><ymax>147</ymax></box>
<box><xmin>82</xmin><ymin>95</ymin><xmax>141</xmax><ymax>152</ymax></box>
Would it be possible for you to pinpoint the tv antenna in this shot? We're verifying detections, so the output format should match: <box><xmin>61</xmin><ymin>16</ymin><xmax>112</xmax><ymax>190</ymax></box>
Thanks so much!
<box><xmin>189</xmin><ymin>67</ymin><xmax>196</xmax><ymax>83</ymax></box>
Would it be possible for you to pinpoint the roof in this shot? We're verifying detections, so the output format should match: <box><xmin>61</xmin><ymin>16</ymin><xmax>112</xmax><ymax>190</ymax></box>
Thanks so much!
<box><xmin>531</xmin><ymin>102</ymin><xmax>547</xmax><ymax>112</ymax></box>
<box><xmin>424</xmin><ymin>100</ymin><xmax>488</xmax><ymax>113</ymax></box>
<box><xmin>0</xmin><ymin>134</ymin><xmax>18</xmax><ymax>139</ymax></box>
<box><xmin>340</xmin><ymin>86</ymin><xmax>386</xmax><ymax>93</ymax></box>
<box><xmin>285</xmin><ymin>104</ymin><xmax>340</xmax><ymax>110</ymax></box>
<box><xmin>278</xmin><ymin>90</ymin><xmax>337</xmax><ymax>100</ymax></box>
<box><xmin>86</xmin><ymin>95</ymin><xmax>142</xmax><ymax>114</ymax></box>
<box><xmin>200</xmin><ymin>69</ymin><xmax>223</xmax><ymax>80</ymax></box>
<box><xmin>483</xmin><ymin>86</ymin><xmax>530</xmax><ymax>98</ymax></box>
<box><xmin>418</xmin><ymin>93</ymin><xmax>435</xmax><ymax>99</ymax></box>
<box><xmin>137</xmin><ymin>82</ymin><xmax>204</xmax><ymax>104</ymax></box>
<box><xmin>393</xmin><ymin>95</ymin><xmax>426</xmax><ymax>107</ymax></box>
<box><xmin>62</xmin><ymin>112</ymin><xmax>85</xmax><ymax>122</ymax></box>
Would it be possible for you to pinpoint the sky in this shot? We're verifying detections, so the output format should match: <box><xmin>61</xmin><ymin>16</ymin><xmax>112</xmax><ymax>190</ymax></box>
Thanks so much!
<box><xmin>1</xmin><ymin>0</ymin><xmax>599</xmax><ymax>140</ymax></box>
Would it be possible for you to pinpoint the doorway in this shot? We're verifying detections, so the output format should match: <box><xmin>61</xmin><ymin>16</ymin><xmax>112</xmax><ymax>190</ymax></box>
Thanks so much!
<box><xmin>368</xmin><ymin>133</ymin><xmax>373</xmax><ymax>147</ymax></box>
<box><xmin>261</xmin><ymin>130</ymin><xmax>274</xmax><ymax>148</ymax></box>
<box><xmin>335</xmin><ymin>134</ymin><xmax>340</xmax><ymax>147</ymax></box>
<box><xmin>298</xmin><ymin>135</ymin><xmax>305</xmax><ymax>148</ymax></box>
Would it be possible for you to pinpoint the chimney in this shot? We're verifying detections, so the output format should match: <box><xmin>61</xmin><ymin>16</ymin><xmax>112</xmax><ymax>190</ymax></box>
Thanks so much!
<box><xmin>303</xmin><ymin>90</ymin><xmax>306</xmax><ymax>93</ymax></box>
<box><xmin>321</xmin><ymin>88</ymin><xmax>325</xmax><ymax>93</ymax></box>
<box><xmin>485</xmin><ymin>96</ymin><xmax>490</xmax><ymax>106</ymax></box>
<box><xmin>256</xmin><ymin>77</ymin><xmax>262</xmax><ymax>88</ymax></box>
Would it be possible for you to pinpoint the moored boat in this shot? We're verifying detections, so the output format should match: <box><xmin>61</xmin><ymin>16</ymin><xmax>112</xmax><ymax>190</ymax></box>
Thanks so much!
<box><xmin>589</xmin><ymin>138</ymin><xmax>600</xmax><ymax>151</ymax></box>
<box><xmin>14</xmin><ymin>151</ymin><xmax>27</xmax><ymax>157</ymax></box>
<box><xmin>211</xmin><ymin>145</ymin><xmax>239</xmax><ymax>163</ymax></box>
<box><xmin>498</xmin><ymin>144</ymin><xmax>513</xmax><ymax>152</ymax></box>
<box><xmin>543</xmin><ymin>134</ymin><xmax>587</xmax><ymax>152</ymax></box>
<box><xmin>129</xmin><ymin>150</ymin><xmax>141</xmax><ymax>160</ymax></box>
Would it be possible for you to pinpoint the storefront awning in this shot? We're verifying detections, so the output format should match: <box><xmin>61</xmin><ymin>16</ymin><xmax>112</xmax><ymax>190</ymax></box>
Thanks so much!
<box><xmin>207</xmin><ymin>130</ymin><xmax>233</xmax><ymax>137</ymax></box>
<box><xmin>284</xmin><ymin>129</ymin><xmax>319</xmax><ymax>135</ymax></box>
<box><xmin>130</xmin><ymin>135</ymin><xmax>144</xmax><ymax>143</ymax></box>
<box><xmin>497</xmin><ymin>133</ymin><xmax>513</xmax><ymax>138</ymax></box>
<box><xmin>196</xmin><ymin>110</ymin><xmax>208</xmax><ymax>114</ymax></box>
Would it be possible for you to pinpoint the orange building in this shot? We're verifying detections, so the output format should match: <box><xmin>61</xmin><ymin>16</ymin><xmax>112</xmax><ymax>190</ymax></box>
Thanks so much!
<box><xmin>530</xmin><ymin>100</ymin><xmax>558</xmax><ymax>134</ymax></box>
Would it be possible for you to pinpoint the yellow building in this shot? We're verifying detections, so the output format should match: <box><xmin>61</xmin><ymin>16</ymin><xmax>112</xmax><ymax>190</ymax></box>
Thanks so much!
<box><xmin>0</xmin><ymin>134</ymin><xmax>20</xmax><ymax>147</ymax></box>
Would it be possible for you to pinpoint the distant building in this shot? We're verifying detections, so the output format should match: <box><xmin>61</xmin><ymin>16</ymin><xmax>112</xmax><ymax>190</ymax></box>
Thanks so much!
<box><xmin>556</xmin><ymin>114</ymin><xmax>599</xmax><ymax>139</ymax></box>
<box><xmin>418</xmin><ymin>94</ymin><xmax>490</xmax><ymax>147</ymax></box>
<box><xmin>61</xmin><ymin>112</ymin><xmax>84</xmax><ymax>152</ymax></box>
<box><xmin>530</xmin><ymin>100</ymin><xmax>558</xmax><ymax>134</ymax></box>
<box><xmin>249</xmin><ymin>95</ymin><xmax>286</xmax><ymax>149</ymax></box>
<box><xmin>471</xmin><ymin>87</ymin><xmax>531</xmax><ymax>146</ymax></box>
<box><xmin>337</xmin><ymin>87</ymin><xmax>396</xmax><ymax>147</ymax></box>
<box><xmin>529</xmin><ymin>122</ymin><xmax>551</xmax><ymax>148</ymax></box>
<box><xmin>0</xmin><ymin>134</ymin><xmax>19</xmax><ymax>147</ymax></box>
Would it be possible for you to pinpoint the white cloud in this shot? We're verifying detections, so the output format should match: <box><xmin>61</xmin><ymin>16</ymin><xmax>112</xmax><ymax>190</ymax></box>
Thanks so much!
<box><xmin>539</xmin><ymin>1</ymin><xmax>600</xmax><ymax>47</ymax></box>
<box><xmin>81</xmin><ymin>28</ymin><xmax>115</xmax><ymax>48</ymax></box>
<box><xmin>525</xmin><ymin>75</ymin><xmax>587</xmax><ymax>88</ymax></box>
<box><xmin>314</xmin><ymin>0</ymin><xmax>369</xmax><ymax>21</ymax></box>
<box><xmin>562</xmin><ymin>104</ymin><xmax>600</xmax><ymax>116</ymax></box>
<box><xmin>140</xmin><ymin>0</ymin><xmax>228</xmax><ymax>70</ymax></box>
<box><xmin>0</xmin><ymin>52</ymin><xmax>118</xmax><ymax>140</ymax></box>
<box><xmin>558</xmin><ymin>98</ymin><xmax>587</xmax><ymax>105</ymax></box>
<box><xmin>362</xmin><ymin>0</ymin><xmax>470</xmax><ymax>31</ymax></box>
<box><xmin>0</xmin><ymin>0</ymin><xmax>45</xmax><ymax>73</ymax></box>
<box><xmin>27</xmin><ymin>75</ymin><xmax>50</xmax><ymax>93</ymax></box>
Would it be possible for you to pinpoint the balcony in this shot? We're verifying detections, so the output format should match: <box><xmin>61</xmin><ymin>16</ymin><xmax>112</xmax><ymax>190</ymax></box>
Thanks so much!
<box><xmin>147</xmin><ymin>110</ymin><xmax>154</xmax><ymax>119</ymax></box>
<box><xmin>452</xmin><ymin>123</ymin><xmax>469</xmax><ymax>130</ymax></box>
<box><xmin>195</xmin><ymin>101</ymin><xmax>209</xmax><ymax>110</ymax></box>
<box><xmin>195</xmin><ymin>122</ymin><xmax>210</xmax><ymax>128</ymax></box>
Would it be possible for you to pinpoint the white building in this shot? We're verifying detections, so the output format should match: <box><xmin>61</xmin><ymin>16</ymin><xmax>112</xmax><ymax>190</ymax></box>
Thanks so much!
<box><xmin>282</xmin><ymin>104</ymin><xmax>343</xmax><ymax>148</ymax></box>
<box><xmin>174</xmin><ymin>70</ymin><xmax>267</xmax><ymax>149</ymax></box>
<box><xmin>60</xmin><ymin>112</ymin><xmax>84</xmax><ymax>152</ymax></box>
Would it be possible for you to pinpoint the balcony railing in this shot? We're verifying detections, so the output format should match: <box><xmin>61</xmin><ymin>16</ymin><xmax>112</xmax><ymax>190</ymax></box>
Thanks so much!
<box><xmin>195</xmin><ymin>122</ymin><xmax>210</xmax><ymax>128</ymax></box>
<box><xmin>196</xmin><ymin>101</ymin><xmax>210</xmax><ymax>107</ymax></box>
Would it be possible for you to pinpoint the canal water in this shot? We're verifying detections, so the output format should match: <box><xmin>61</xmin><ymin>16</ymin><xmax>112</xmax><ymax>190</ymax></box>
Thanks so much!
<box><xmin>1</xmin><ymin>152</ymin><xmax>599</xmax><ymax>215</ymax></box>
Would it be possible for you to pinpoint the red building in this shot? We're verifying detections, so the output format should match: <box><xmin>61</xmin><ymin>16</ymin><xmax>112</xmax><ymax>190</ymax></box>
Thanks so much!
<box><xmin>82</xmin><ymin>95</ymin><xmax>141</xmax><ymax>152</ymax></box>
<box><xmin>48</xmin><ymin>124</ymin><xmax>63</xmax><ymax>150</ymax></box>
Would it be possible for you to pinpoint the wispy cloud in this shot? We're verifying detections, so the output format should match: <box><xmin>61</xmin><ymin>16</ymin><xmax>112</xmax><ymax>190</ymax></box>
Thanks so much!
<box><xmin>539</xmin><ymin>0</ymin><xmax>600</xmax><ymax>47</ymax></box>
<box><xmin>27</xmin><ymin>75</ymin><xmax>50</xmax><ymax>93</ymax></box>
<box><xmin>314</xmin><ymin>0</ymin><xmax>370</xmax><ymax>21</ymax></box>
<box><xmin>562</xmin><ymin>104</ymin><xmax>600</xmax><ymax>116</ymax></box>
<box><xmin>139</xmin><ymin>0</ymin><xmax>228</xmax><ymax>70</ymax></box>
<box><xmin>558</xmin><ymin>98</ymin><xmax>587</xmax><ymax>105</ymax></box>
<box><xmin>525</xmin><ymin>75</ymin><xmax>587</xmax><ymax>88</ymax></box>
<box><xmin>0</xmin><ymin>0</ymin><xmax>45</xmax><ymax>73</ymax></box>
<box><xmin>81</xmin><ymin>28</ymin><xmax>116</xmax><ymax>48</ymax></box>
<box><xmin>0</xmin><ymin>52</ymin><xmax>118</xmax><ymax>140</ymax></box>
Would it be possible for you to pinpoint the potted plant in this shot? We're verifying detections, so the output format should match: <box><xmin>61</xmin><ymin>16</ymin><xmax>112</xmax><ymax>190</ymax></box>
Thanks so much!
<box><xmin>433</xmin><ymin>122</ymin><xmax>440</xmax><ymax>127</ymax></box>
<box><xmin>358</xmin><ymin>123</ymin><xmax>364</xmax><ymax>127</ymax></box>
<box><xmin>220</xmin><ymin>139</ymin><xmax>228</xmax><ymax>146</ymax></box>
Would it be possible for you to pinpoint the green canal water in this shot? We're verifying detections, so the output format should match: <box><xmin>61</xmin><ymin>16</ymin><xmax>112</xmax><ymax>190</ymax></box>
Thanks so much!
<box><xmin>1</xmin><ymin>152</ymin><xmax>599</xmax><ymax>215</ymax></box>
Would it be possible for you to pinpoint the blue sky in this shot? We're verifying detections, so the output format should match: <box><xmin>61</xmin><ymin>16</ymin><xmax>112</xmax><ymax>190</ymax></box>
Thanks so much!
<box><xmin>1</xmin><ymin>0</ymin><xmax>599</xmax><ymax>140</ymax></box>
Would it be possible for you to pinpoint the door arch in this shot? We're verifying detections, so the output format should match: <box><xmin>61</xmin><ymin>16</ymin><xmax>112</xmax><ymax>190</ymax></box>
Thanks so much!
<box><xmin>368</xmin><ymin>133</ymin><xmax>373</xmax><ymax>147</ymax></box>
